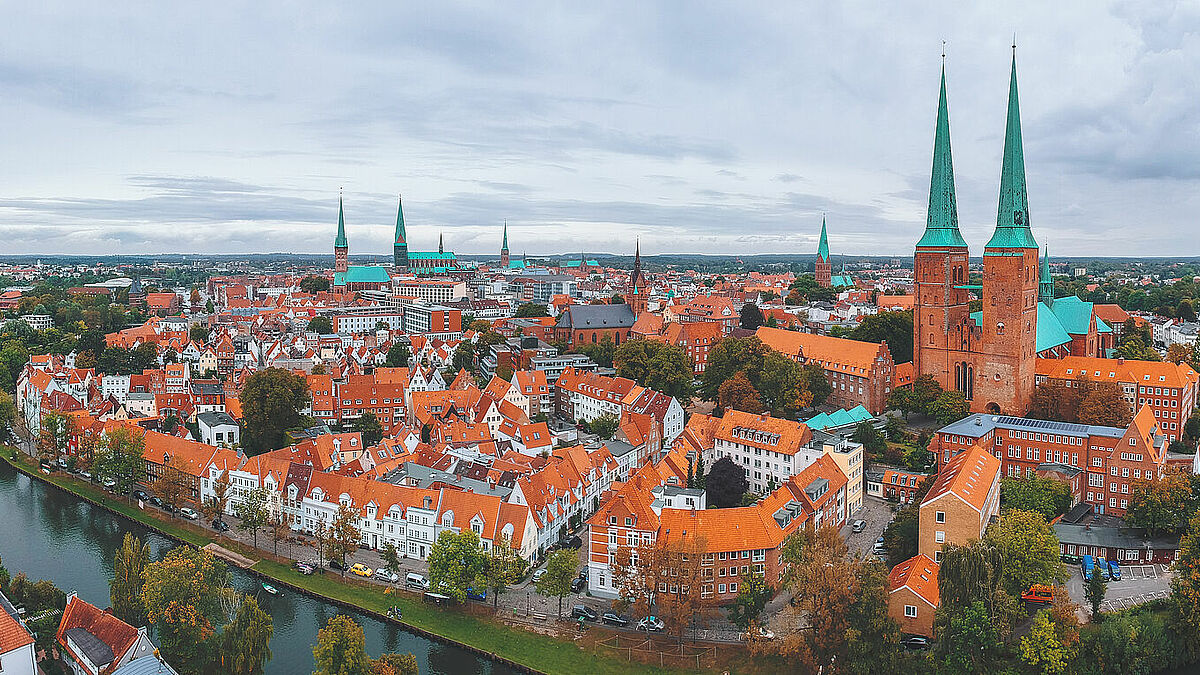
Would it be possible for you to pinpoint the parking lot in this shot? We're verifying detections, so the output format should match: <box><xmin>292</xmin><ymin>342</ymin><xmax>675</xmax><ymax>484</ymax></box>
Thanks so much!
<box><xmin>1063</xmin><ymin>562</ymin><xmax>1173</xmax><ymax>614</ymax></box>
<box><xmin>843</xmin><ymin>496</ymin><xmax>895</xmax><ymax>559</ymax></box>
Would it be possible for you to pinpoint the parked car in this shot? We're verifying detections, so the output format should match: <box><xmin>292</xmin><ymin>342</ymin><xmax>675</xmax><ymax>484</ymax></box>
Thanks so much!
<box><xmin>602</xmin><ymin>612</ymin><xmax>629</xmax><ymax>627</ymax></box>
<box><xmin>374</xmin><ymin>569</ymin><xmax>400</xmax><ymax>583</ymax></box>
<box><xmin>531</xmin><ymin>569</ymin><xmax>547</xmax><ymax>583</ymax></box>
<box><xmin>902</xmin><ymin>636</ymin><xmax>930</xmax><ymax>651</ymax></box>
<box><xmin>570</xmin><ymin>577</ymin><xmax>586</xmax><ymax>593</ymax></box>
<box><xmin>212</xmin><ymin>519</ymin><xmax>230</xmax><ymax>532</ymax></box>
<box><xmin>294</xmin><ymin>561</ymin><xmax>316</xmax><ymax>575</ymax></box>
<box><xmin>79</xmin><ymin>470</ymin><xmax>93</xmax><ymax>481</ymax></box>
<box><xmin>102</xmin><ymin>478</ymin><xmax>117</xmax><ymax>491</ymax></box>
<box><xmin>1095</xmin><ymin>557</ymin><xmax>1112</xmax><ymax>581</ymax></box>
<box><xmin>851</xmin><ymin>519</ymin><xmax>867</xmax><ymax>533</ymax></box>
<box><xmin>133</xmin><ymin>489</ymin><xmax>150</xmax><ymax>502</ymax></box>
<box><xmin>563</xmin><ymin>535</ymin><xmax>583</xmax><ymax>549</ymax></box>
<box><xmin>178</xmin><ymin>507</ymin><xmax>199</xmax><ymax>520</ymax></box>
<box><xmin>744</xmin><ymin>626</ymin><xmax>775</xmax><ymax>641</ymax></box>
<box><xmin>636</xmin><ymin>616</ymin><xmax>664</xmax><ymax>632</ymax></box>
<box><xmin>405</xmin><ymin>573</ymin><xmax>430</xmax><ymax>589</ymax></box>
<box><xmin>329</xmin><ymin>559</ymin><xmax>347</xmax><ymax>572</ymax></box>
<box><xmin>1108</xmin><ymin>560</ymin><xmax>1122</xmax><ymax>581</ymax></box>
<box><xmin>571</xmin><ymin>605</ymin><xmax>598</xmax><ymax>622</ymax></box>
<box><xmin>1020</xmin><ymin>584</ymin><xmax>1055</xmax><ymax>606</ymax></box>
<box><xmin>148</xmin><ymin>496</ymin><xmax>164</xmax><ymax>508</ymax></box>
<box><xmin>467</xmin><ymin>588</ymin><xmax>486</xmax><ymax>601</ymax></box>
<box><xmin>350</xmin><ymin>563</ymin><xmax>374</xmax><ymax>578</ymax></box>
<box><xmin>1061</xmin><ymin>553</ymin><xmax>1082</xmax><ymax>565</ymax></box>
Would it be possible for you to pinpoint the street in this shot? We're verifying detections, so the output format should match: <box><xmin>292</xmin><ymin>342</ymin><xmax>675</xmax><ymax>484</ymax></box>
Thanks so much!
<box><xmin>843</xmin><ymin>495</ymin><xmax>895</xmax><ymax>559</ymax></box>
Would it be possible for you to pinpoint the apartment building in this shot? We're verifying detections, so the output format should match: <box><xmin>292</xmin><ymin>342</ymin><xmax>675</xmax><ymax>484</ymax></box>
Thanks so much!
<box><xmin>888</xmin><ymin>554</ymin><xmax>940</xmax><ymax>639</ymax></box>
<box><xmin>756</xmin><ymin>325</ymin><xmax>900</xmax><ymax>415</ymax></box>
<box><xmin>918</xmin><ymin>444</ymin><xmax>1001</xmax><ymax>562</ymax></box>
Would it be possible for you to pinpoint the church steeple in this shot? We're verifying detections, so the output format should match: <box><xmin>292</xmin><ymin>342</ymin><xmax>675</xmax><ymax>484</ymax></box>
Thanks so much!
<box><xmin>1039</xmin><ymin>247</ymin><xmax>1054</xmax><ymax>304</ymax></box>
<box><xmin>393</xmin><ymin>194</ymin><xmax>408</xmax><ymax>270</ymax></box>
<box><xmin>631</xmin><ymin>239</ymin><xmax>643</xmax><ymax>287</ymax></box>
<box><xmin>986</xmin><ymin>47</ymin><xmax>1038</xmax><ymax>249</ymax></box>
<box><xmin>817</xmin><ymin>216</ymin><xmax>830</xmax><ymax>261</ymax></box>
<box><xmin>438</xmin><ymin>233</ymin><xmax>444</xmax><ymax>254</ymax></box>
<box><xmin>334</xmin><ymin>194</ymin><xmax>348</xmax><ymax>248</ymax></box>
<box><xmin>916</xmin><ymin>60</ymin><xmax>968</xmax><ymax>249</ymax></box>
<box><xmin>499</xmin><ymin>221</ymin><xmax>510</xmax><ymax>268</ymax></box>
<box><xmin>628</xmin><ymin>239</ymin><xmax>648</xmax><ymax>315</ymax></box>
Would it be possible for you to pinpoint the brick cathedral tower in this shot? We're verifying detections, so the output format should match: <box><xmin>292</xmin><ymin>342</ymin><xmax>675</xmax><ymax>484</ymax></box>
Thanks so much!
<box><xmin>815</xmin><ymin>217</ymin><xmax>832</xmax><ymax>288</ymax></box>
<box><xmin>913</xmin><ymin>58</ymin><xmax>973</xmax><ymax>401</ymax></box>
<box><xmin>500</xmin><ymin>221</ymin><xmax>510</xmax><ymax>268</ymax></box>
<box><xmin>628</xmin><ymin>240</ymin><xmax>649</xmax><ymax>315</ymax></box>
<box><xmin>913</xmin><ymin>49</ymin><xmax>1038</xmax><ymax>416</ymax></box>
<box><xmin>976</xmin><ymin>49</ymin><xmax>1039</xmax><ymax>415</ymax></box>
<box><xmin>334</xmin><ymin>193</ymin><xmax>348</xmax><ymax>275</ymax></box>
<box><xmin>393</xmin><ymin>194</ymin><xmax>408</xmax><ymax>271</ymax></box>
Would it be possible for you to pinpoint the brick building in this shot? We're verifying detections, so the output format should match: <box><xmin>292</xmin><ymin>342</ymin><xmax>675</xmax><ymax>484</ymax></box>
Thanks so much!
<box><xmin>888</xmin><ymin>553</ymin><xmax>940</xmax><ymax>638</ymax></box>
<box><xmin>554</xmin><ymin>304</ymin><xmax>636</xmax><ymax>349</ymax></box>
<box><xmin>918</xmin><ymin>444</ymin><xmax>1001</xmax><ymax>562</ymax></box>
<box><xmin>756</xmin><ymin>326</ymin><xmax>899</xmax><ymax>415</ymax></box>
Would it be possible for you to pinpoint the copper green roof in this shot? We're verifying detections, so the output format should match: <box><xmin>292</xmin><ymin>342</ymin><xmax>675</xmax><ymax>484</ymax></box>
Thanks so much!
<box><xmin>334</xmin><ymin>195</ymin><xmax>348</xmax><ymax>248</ymax></box>
<box><xmin>501</xmin><ymin>221</ymin><xmax>508</xmax><ymax>251</ymax></box>
<box><xmin>1039</xmin><ymin>248</ymin><xmax>1053</xmax><ymax>304</ymax></box>
<box><xmin>817</xmin><ymin>217</ymin><xmax>830</xmax><ymax>260</ymax></box>
<box><xmin>408</xmin><ymin>251</ymin><xmax>456</xmax><ymax>260</ymax></box>
<box><xmin>394</xmin><ymin>195</ymin><xmax>406</xmax><ymax>246</ymax></box>
<box><xmin>986</xmin><ymin>52</ymin><xmax>1039</xmax><ymax>250</ymax></box>
<box><xmin>334</xmin><ymin>266</ymin><xmax>391</xmax><ymax>286</ymax></box>
<box><xmin>916</xmin><ymin>64</ymin><xmax>968</xmax><ymax>249</ymax></box>
<box><xmin>970</xmin><ymin>302</ymin><xmax>1073</xmax><ymax>353</ymax></box>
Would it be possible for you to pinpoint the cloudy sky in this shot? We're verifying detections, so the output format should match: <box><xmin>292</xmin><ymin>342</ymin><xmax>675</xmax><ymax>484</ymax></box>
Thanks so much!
<box><xmin>1</xmin><ymin>2</ymin><xmax>1197</xmax><ymax>257</ymax></box>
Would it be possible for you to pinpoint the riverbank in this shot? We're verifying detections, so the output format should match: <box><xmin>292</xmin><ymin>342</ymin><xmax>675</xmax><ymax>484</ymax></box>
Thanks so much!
<box><xmin>2</xmin><ymin>449</ymin><xmax>725</xmax><ymax>675</ymax></box>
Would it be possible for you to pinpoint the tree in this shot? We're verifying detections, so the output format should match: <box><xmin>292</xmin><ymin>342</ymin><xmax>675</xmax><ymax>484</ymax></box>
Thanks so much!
<box><xmin>484</xmin><ymin>536</ymin><xmax>524</xmax><ymax>610</ymax></box>
<box><xmin>381</xmin><ymin>542</ymin><xmax>403</xmax><ymax>582</ymax></box>
<box><xmin>775</xmin><ymin>525</ymin><xmax>862</xmax><ymax>672</ymax></box>
<box><xmin>142</xmin><ymin>546</ymin><xmax>228</xmax><ymax>674</ymax></box>
<box><xmin>613</xmin><ymin>340</ymin><xmax>694</xmax><ymax>405</ymax></box>
<box><xmin>1085</xmin><ymin>566</ymin><xmax>1107</xmax><ymax>618</ymax></box>
<box><xmin>718</xmin><ymin>371</ymin><xmax>764</xmax><ymax>414</ymax></box>
<box><xmin>851</xmin><ymin>421</ymin><xmax>887</xmax><ymax>456</ymax></box>
<box><xmin>728</xmin><ymin>568</ymin><xmax>770</xmax><ymax>631</ymax></box>
<box><xmin>886</xmin><ymin>387</ymin><xmax>919</xmax><ymax>420</ymax></box>
<box><xmin>1001</xmin><ymin>474</ymin><xmax>1073</xmax><ymax>521</ymax></box>
<box><xmin>1077</xmin><ymin>382</ymin><xmax>1133</xmax><ymax>427</ymax></box>
<box><xmin>153</xmin><ymin>454</ymin><xmax>190</xmax><ymax>516</ymax></box>
<box><xmin>352</xmin><ymin>412</ymin><xmax>384</xmax><ymax>446</ymax></box>
<box><xmin>928</xmin><ymin>390</ymin><xmax>970</xmax><ymax>425</ymax></box>
<box><xmin>800</xmin><ymin>362</ymin><xmax>832</xmax><ymax>407</ymax></box>
<box><xmin>757</xmin><ymin>351</ymin><xmax>813</xmax><ymax>417</ymax></box>
<box><xmin>575</xmin><ymin>333</ymin><xmax>616</xmax><ymax>368</ymax></box>
<box><xmin>514</xmin><ymin>302</ymin><xmax>549</xmax><ymax>318</ymax></box>
<box><xmin>1125</xmin><ymin>470</ymin><xmax>1197</xmax><ymax>536</ymax></box>
<box><xmin>234</xmin><ymin>487</ymin><xmax>270</xmax><ymax>550</ymax></box>
<box><xmin>202</xmin><ymin>469</ymin><xmax>232</xmax><ymax>523</ymax></box>
<box><xmin>589</xmin><ymin>412</ymin><xmax>620</xmax><ymax>440</ymax></box>
<box><xmin>911</xmin><ymin>374</ymin><xmax>944</xmax><ymax>416</ymax></box>
<box><xmin>705</xmin><ymin>456</ymin><xmax>748</xmax><ymax>508</ymax></box>
<box><xmin>984</xmin><ymin>509</ymin><xmax>1068</xmax><ymax>597</ymax></box>
<box><xmin>240</xmin><ymin>368</ymin><xmax>310</xmax><ymax>453</ymax></box>
<box><xmin>536</xmin><ymin>548</ymin><xmax>578</xmax><ymax>618</ymax></box>
<box><xmin>370</xmin><ymin>653</ymin><xmax>419</xmax><ymax>675</ymax></box>
<box><xmin>739</xmin><ymin>302</ymin><xmax>764</xmax><ymax>329</ymax></box>
<box><xmin>841</xmin><ymin>559</ymin><xmax>903</xmax><ymax>674</ymax></box>
<box><xmin>1172</xmin><ymin>511</ymin><xmax>1200</xmax><ymax>662</ymax></box>
<box><xmin>299</xmin><ymin>275</ymin><xmax>330</xmax><ymax>294</ymax></box>
<box><xmin>307</xmin><ymin>316</ymin><xmax>333</xmax><ymax>334</ymax></box>
<box><xmin>269</xmin><ymin>513</ymin><xmax>289</xmax><ymax>558</ymax></box>
<box><xmin>93</xmin><ymin>426</ymin><xmax>146</xmax><ymax>496</ymax></box>
<box><xmin>938</xmin><ymin>601</ymin><xmax>1003</xmax><ymax>675</ymax></box>
<box><xmin>701</xmin><ymin>336</ymin><xmax>771</xmax><ymax>401</ymax></box>
<box><xmin>1019</xmin><ymin>609</ymin><xmax>1073</xmax><ymax>675</ymax></box>
<box><xmin>37</xmin><ymin>412</ymin><xmax>75</xmax><ymax>464</ymax></box>
<box><xmin>849</xmin><ymin>310</ymin><xmax>913</xmax><ymax>364</ymax></box>
<box><xmin>0</xmin><ymin>391</ymin><xmax>16</xmax><ymax>443</ymax></box>
<box><xmin>654</xmin><ymin>536</ymin><xmax>711</xmax><ymax>644</ymax></box>
<box><xmin>451</xmin><ymin>341</ymin><xmax>476</xmax><ymax>373</ymax></box>
<box><xmin>219</xmin><ymin>595</ymin><xmax>273</xmax><ymax>675</ymax></box>
<box><xmin>882</xmin><ymin>506</ymin><xmax>919</xmax><ymax>567</ymax></box>
<box><xmin>313</xmin><ymin>614</ymin><xmax>371</xmax><ymax>675</ymax></box>
<box><xmin>326</xmin><ymin>504</ymin><xmax>361</xmax><ymax>575</ymax></box>
<box><xmin>789</xmin><ymin>274</ymin><xmax>836</xmax><ymax>303</ymax></box>
<box><xmin>110</xmin><ymin>533</ymin><xmax>149</xmax><ymax>627</ymax></box>
<box><xmin>385</xmin><ymin>343</ymin><xmax>410</xmax><ymax>367</ymax></box>
<box><xmin>427</xmin><ymin>530</ymin><xmax>487</xmax><ymax>603</ymax></box>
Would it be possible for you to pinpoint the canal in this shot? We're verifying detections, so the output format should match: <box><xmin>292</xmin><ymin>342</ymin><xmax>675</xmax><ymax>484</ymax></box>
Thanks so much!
<box><xmin>0</xmin><ymin>460</ymin><xmax>516</xmax><ymax>675</ymax></box>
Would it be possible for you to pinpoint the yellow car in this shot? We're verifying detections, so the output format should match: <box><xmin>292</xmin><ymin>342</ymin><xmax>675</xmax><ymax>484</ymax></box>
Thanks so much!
<box><xmin>350</xmin><ymin>563</ymin><xmax>374</xmax><ymax>578</ymax></box>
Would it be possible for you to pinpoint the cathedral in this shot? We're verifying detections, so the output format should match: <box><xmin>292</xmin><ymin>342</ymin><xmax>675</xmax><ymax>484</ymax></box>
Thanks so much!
<box><xmin>912</xmin><ymin>50</ymin><xmax>1111</xmax><ymax>416</ymax></box>
<box><xmin>332</xmin><ymin>194</ymin><xmax>458</xmax><ymax>291</ymax></box>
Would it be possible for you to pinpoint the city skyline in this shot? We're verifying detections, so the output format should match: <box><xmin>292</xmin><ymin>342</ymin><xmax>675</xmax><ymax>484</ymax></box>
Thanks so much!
<box><xmin>1</xmin><ymin>3</ymin><xmax>1198</xmax><ymax>257</ymax></box>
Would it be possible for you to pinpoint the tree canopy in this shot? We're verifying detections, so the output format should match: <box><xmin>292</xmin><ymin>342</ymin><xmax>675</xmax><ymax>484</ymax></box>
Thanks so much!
<box><xmin>705</xmin><ymin>457</ymin><xmax>749</xmax><ymax>508</ymax></box>
<box><xmin>240</xmin><ymin>367</ymin><xmax>310</xmax><ymax>453</ymax></box>
<box><xmin>514</xmin><ymin>302</ymin><xmax>549</xmax><ymax>318</ymax></box>
<box><xmin>848</xmin><ymin>310</ymin><xmax>913</xmax><ymax>364</ymax></box>
<box><xmin>613</xmin><ymin>339</ymin><xmax>694</xmax><ymax>405</ymax></box>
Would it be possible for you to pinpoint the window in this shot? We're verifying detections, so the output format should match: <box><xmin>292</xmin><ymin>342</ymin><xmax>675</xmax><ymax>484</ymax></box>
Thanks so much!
<box><xmin>936</xmin><ymin>531</ymin><xmax>945</xmax><ymax>543</ymax></box>
<box><xmin>935</xmin><ymin>511</ymin><xmax>945</xmax><ymax>524</ymax></box>
<box><xmin>905</xmin><ymin>605</ymin><xmax>918</xmax><ymax>618</ymax></box>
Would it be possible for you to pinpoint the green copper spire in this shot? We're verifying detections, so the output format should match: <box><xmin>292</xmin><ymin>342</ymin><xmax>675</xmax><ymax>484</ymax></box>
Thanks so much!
<box><xmin>1038</xmin><ymin>247</ymin><xmax>1053</xmax><ymax>304</ymax></box>
<box><xmin>502</xmin><ymin>220</ymin><xmax>509</xmax><ymax>250</ymax></box>
<box><xmin>394</xmin><ymin>194</ymin><xmax>406</xmax><ymax>245</ymax></box>
<box><xmin>916</xmin><ymin>62</ymin><xmax>968</xmax><ymax>248</ymax></box>
<box><xmin>817</xmin><ymin>216</ymin><xmax>830</xmax><ymax>261</ymax></box>
<box><xmin>986</xmin><ymin>49</ymin><xmax>1038</xmax><ymax>249</ymax></box>
<box><xmin>334</xmin><ymin>194</ymin><xmax>348</xmax><ymax>248</ymax></box>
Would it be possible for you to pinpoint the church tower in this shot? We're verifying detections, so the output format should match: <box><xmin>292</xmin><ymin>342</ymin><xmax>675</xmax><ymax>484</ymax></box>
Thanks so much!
<box><xmin>815</xmin><ymin>217</ymin><xmax>833</xmax><ymax>288</ymax></box>
<box><xmin>393</xmin><ymin>194</ymin><xmax>409</xmax><ymax>271</ymax></box>
<box><xmin>628</xmin><ymin>240</ymin><xmax>649</xmax><ymax>315</ymax></box>
<box><xmin>914</xmin><ymin>58</ymin><xmax>973</xmax><ymax>400</ymax></box>
<box><xmin>976</xmin><ymin>48</ymin><xmax>1039</xmax><ymax>415</ymax></box>
<box><xmin>1038</xmin><ymin>248</ymin><xmax>1053</xmax><ymax>305</ymax></box>
<box><xmin>500</xmin><ymin>221</ymin><xmax>510</xmax><ymax>268</ymax></box>
<box><xmin>334</xmin><ymin>194</ymin><xmax>348</xmax><ymax>275</ymax></box>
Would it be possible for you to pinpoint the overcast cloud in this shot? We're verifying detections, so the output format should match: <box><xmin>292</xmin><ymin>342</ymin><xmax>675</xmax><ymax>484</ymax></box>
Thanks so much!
<box><xmin>1</xmin><ymin>2</ymin><xmax>1198</xmax><ymax>257</ymax></box>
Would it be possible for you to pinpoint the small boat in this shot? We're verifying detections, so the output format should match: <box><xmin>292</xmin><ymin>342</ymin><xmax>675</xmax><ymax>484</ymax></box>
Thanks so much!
<box><xmin>261</xmin><ymin>582</ymin><xmax>279</xmax><ymax>595</ymax></box>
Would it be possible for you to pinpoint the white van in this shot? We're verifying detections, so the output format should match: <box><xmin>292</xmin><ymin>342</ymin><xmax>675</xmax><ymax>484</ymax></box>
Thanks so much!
<box><xmin>405</xmin><ymin>572</ymin><xmax>429</xmax><ymax>589</ymax></box>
